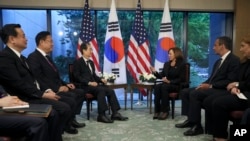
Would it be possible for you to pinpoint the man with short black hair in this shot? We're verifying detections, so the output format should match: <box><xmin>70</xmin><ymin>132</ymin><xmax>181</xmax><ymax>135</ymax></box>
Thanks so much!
<box><xmin>175</xmin><ymin>36</ymin><xmax>240</xmax><ymax>136</ymax></box>
<box><xmin>0</xmin><ymin>93</ymin><xmax>49</xmax><ymax>141</ymax></box>
<box><xmin>0</xmin><ymin>24</ymin><xmax>70</xmax><ymax>138</ymax></box>
<box><xmin>73</xmin><ymin>42</ymin><xmax>128</xmax><ymax>123</ymax></box>
<box><xmin>27</xmin><ymin>31</ymin><xmax>86</xmax><ymax>133</ymax></box>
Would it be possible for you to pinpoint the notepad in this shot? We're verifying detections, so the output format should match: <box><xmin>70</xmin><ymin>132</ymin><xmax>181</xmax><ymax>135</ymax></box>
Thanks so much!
<box><xmin>2</xmin><ymin>104</ymin><xmax>29</xmax><ymax>110</ymax></box>
<box><xmin>237</xmin><ymin>93</ymin><xmax>248</xmax><ymax>100</ymax></box>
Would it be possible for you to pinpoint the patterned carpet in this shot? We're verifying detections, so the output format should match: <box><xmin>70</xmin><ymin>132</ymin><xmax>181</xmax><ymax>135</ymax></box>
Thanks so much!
<box><xmin>62</xmin><ymin>100</ymin><xmax>213</xmax><ymax>141</ymax></box>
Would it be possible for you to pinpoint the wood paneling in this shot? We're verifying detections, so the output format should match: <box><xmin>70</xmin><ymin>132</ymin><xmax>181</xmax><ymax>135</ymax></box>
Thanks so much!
<box><xmin>0</xmin><ymin>0</ymin><xmax>234</xmax><ymax>11</ymax></box>
<box><xmin>234</xmin><ymin>0</ymin><xmax>250</xmax><ymax>58</ymax></box>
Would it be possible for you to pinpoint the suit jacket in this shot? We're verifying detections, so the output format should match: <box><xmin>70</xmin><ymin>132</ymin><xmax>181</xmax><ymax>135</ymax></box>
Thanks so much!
<box><xmin>0</xmin><ymin>47</ymin><xmax>44</xmax><ymax>101</ymax></box>
<box><xmin>204</xmin><ymin>53</ymin><xmax>240</xmax><ymax>89</ymax></box>
<box><xmin>238</xmin><ymin>59</ymin><xmax>250</xmax><ymax>100</ymax></box>
<box><xmin>154</xmin><ymin>60</ymin><xmax>186</xmax><ymax>85</ymax></box>
<box><xmin>72</xmin><ymin>58</ymin><xmax>102</xmax><ymax>88</ymax></box>
<box><xmin>27</xmin><ymin>49</ymin><xmax>66</xmax><ymax>92</ymax></box>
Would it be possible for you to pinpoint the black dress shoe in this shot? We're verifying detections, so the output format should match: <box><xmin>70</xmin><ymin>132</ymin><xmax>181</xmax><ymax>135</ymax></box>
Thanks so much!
<box><xmin>153</xmin><ymin>113</ymin><xmax>159</xmax><ymax>120</ymax></box>
<box><xmin>97</xmin><ymin>115</ymin><xmax>113</xmax><ymax>123</ymax></box>
<box><xmin>64</xmin><ymin>126</ymin><xmax>78</xmax><ymax>134</ymax></box>
<box><xmin>158</xmin><ymin>112</ymin><xmax>168</xmax><ymax>120</ymax></box>
<box><xmin>111</xmin><ymin>113</ymin><xmax>129</xmax><ymax>121</ymax></box>
<box><xmin>175</xmin><ymin>120</ymin><xmax>193</xmax><ymax>128</ymax></box>
<box><xmin>71</xmin><ymin>119</ymin><xmax>86</xmax><ymax>128</ymax></box>
<box><xmin>183</xmin><ymin>125</ymin><xmax>204</xmax><ymax>136</ymax></box>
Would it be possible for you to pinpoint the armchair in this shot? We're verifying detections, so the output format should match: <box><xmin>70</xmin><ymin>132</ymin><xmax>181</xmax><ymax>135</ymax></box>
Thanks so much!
<box><xmin>154</xmin><ymin>63</ymin><xmax>190</xmax><ymax>119</ymax></box>
<box><xmin>68</xmin><ymin>64</ymin><xmax>95</xmax><ymax>120</ymax></box>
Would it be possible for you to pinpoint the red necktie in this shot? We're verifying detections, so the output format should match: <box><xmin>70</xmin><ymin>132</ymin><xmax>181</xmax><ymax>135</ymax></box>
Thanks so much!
<box><xmin>45</xmin><ymin>55</ymin><xmax>57</xmax><ymax>72</ymax></box>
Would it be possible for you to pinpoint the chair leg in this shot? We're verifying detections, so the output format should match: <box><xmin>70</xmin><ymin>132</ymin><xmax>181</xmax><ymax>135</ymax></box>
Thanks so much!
<box><xmin>108</xmin><ymin>105</ymin><xmax>111</xmax><ymax>115</ymax></box>
<box><xmin>171</xmin><ymin>99</ymin><xmax>175</xmax><ymax>119</ymax></box>
<box><xmin>90</xmin><ymin>101</ymin><xmax>93</xmax><ymax>111</ymax></box>
<box><xmin>87</xmin><ymin>100</ymin><xmax>90</xmax><ymax>120</ymax></box>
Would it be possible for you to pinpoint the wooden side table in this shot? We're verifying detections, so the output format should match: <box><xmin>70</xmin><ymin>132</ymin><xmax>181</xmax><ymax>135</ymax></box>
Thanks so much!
<box><xmin>107</xmin><ymin>83</ymin><xmax>128</xmax><ymax>110</ymax></box>
<box><xmin>130</xmin><ymin>83</ymin><xmax>154</xmax><ymax>114</ymax></box>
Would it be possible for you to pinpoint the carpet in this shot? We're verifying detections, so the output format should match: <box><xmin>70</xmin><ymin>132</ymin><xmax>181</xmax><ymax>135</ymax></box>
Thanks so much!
<box><xmin>62</xmin><ymin>100</ymin><xmax>212</xmax><ymax>141</ymax></box>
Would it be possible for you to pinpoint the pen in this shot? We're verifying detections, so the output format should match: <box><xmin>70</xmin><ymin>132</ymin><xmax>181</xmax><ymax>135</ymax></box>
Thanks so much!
<box><xmin>0</xmin><ymin>92</ymin><xmax>9</xmax><ymax>98</ymax></box>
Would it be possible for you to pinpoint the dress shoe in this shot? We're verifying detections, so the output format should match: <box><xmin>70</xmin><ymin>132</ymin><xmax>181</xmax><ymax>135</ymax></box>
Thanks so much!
<box><xmin>71</xmin><ymin>119</ymin><xmax>86</xmax><ymax>128</ymax></box>
<box><xmin>158</xmin><ymin>112</ymin><xmax>168</xmax><ymax>120</ymax></box>
<box><xmin>111</xmin><ymin>112</ymin><xmax>129</xmax><ymax>121</ymax></box>
<box><xmin>97</xmin><ymin>115</ymin><xmax>113</xmax><ymax>123</ymax></box>
<box><xmin>64</xmin><ymin>125</ymin><xmax>78</xmax><ymax>134</ymax></box>
<box><xmin>153</xmin><ymin>113</ymin><xmax>159</xmax><ymax>120</ymax></box>
<box><xmin>175</xmin><ymin>120</ymin><xmax>193</xmax><ymax>128</ymax></box>
<box><xmin>183</xmin><ymin>125</ymin><xmax>204</xmax><ymax>136</ymax></box>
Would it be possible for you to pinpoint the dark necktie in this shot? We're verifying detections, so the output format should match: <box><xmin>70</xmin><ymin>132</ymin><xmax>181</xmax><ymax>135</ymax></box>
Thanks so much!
<box><xmin>209</xmin><ymin>58</ymin><xmax>222</xmax><ymax>83</ymax></box>
<box><xmin>20</xmin><ymin>55</ymin><xmax>29</xmax><ymax>68</ymax></box>
<box><xmin>86</xmin><ymin>60</ymin><xmax>93</xmax><ymax>74</ymax></box>
<box><xmin>20</xmin><ymin>55</ymin><xmax>40</xmax><ymax>89</ymax></box>
<box><xmin>45</xmin><ymin>55</ymin><xmax>57</xmax><ymax>72</ymax></box>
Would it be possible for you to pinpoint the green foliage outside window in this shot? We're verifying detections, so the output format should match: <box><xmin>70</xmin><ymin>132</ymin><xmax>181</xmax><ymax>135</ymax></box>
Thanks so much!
<box><xmin>53</xmin><ymin>10</ymin><xmax>211</xmax><ymax>87</ymax></box>
<box><xmin>188</xmin><ymin>13</ymin><xmax>209</xmax><ymax>67</ymax></box>
<box><xmin>187</xmin><ymin>13</ymin><xmax>210</xmax><ymax>86</ymax></box>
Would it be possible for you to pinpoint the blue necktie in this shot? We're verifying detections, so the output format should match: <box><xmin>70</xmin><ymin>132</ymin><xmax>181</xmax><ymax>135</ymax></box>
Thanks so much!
<box><xmin>209</xmin><ymin>58</ymin><xmax>222</xmax><ymax>83</ymax></box>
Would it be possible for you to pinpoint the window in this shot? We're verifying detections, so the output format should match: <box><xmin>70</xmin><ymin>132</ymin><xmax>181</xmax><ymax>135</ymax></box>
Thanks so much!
<box><xmin>1</xmin><ymin>9</ymin><xmax>233</xmax><ymax>85</ymax></box>
<box><xmin>51</xmin><ymin>10</ymin><xmax>83</xmax><ymax>81</ymax></box>
<box><xmin>187</xmin><ymin>12</ymin><xmax>233</xmax><ymax>87</ymax></box>
<box><xmin>2</xmin><ymin>9</ymin><xmax>47</xmax><ymax>57</ymax></box>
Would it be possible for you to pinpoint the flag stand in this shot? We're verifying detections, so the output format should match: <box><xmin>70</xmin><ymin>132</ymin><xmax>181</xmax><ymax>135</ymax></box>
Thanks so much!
<box><xmin>134</xmin><ymin>92</ymin><xmax>145</xmax><ymax>106</ymax></box>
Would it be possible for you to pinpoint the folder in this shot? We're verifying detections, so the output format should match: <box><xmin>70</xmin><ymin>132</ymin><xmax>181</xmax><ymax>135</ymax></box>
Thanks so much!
<box><xmin>0</xmin><ymin>104</ymin><xmax>52</xmax><ymax>117</ymax></box>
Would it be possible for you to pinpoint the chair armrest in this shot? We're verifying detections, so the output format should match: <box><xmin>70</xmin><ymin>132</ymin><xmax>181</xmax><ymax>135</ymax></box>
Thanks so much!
<box><xmin>180</xmin><ymin>82</ymin><xmax>190</xmax><ymax>89</ymax></box>
<box><xmin>154</xmin><ymin>80</ymin><xmax>189</xmax><ymax>88</ymax></box>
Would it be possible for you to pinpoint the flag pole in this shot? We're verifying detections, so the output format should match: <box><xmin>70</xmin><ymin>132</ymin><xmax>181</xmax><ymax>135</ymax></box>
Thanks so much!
<box><xmin>134</xmin><ymin>0</ymin><xmax>145</xmax><ymax>105</ymax></box>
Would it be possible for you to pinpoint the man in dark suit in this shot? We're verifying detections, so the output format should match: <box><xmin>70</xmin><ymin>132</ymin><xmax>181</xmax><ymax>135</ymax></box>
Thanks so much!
<box><xmin>27</xmin><ymin>31</ymin><xmax>86</xmax><ymax>131</ymax></box>
<box><xmin>72</xmin><ymin>42</ymin><xmax>128</xmax><ymax>123</ymax></box>
<box><xmin>241</xmin><ymin>108</ymin><xmax>250</xmax><ymax>125</ymax></box>
<box><xmin>203</xmin><ymin>35</ymin><xmax>250</xmax><ymax>141</ymax></box>
<box><xmin>0</xmin><ymin>87</ymin><xmax>62</xmax><ymax>141</ymax></box>
<box><xmin>0</xmin><ymin>24</ymin><xmax>74</xmax><ymax>136</ymax></box>
<box><xmin>0</xmin><ymin>92</ymin><xmax>49</xmax><ymax>141</ymax></box>
<box><xmin>175</xmin><ymin>36</ymin><xmax>240</xmax><ymax>136</ymax></box>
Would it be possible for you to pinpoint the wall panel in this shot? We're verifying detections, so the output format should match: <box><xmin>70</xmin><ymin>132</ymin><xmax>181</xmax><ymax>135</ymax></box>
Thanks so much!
<box><xmin>0</xmin><ymin>0</ymin><xmax>234</xmax><ymax>11</ymax></box>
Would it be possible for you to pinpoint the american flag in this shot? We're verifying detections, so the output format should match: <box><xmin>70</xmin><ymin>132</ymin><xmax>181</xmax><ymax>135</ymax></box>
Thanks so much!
<box><xmin>127</xmin><ymin>0</ymin><xmax>151</xmax><ymax>95</ymax></box>
<box><xmin>77</xmin><ymin>0</ymin><xmax>100</xmax><ymax>72</ymax></box>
